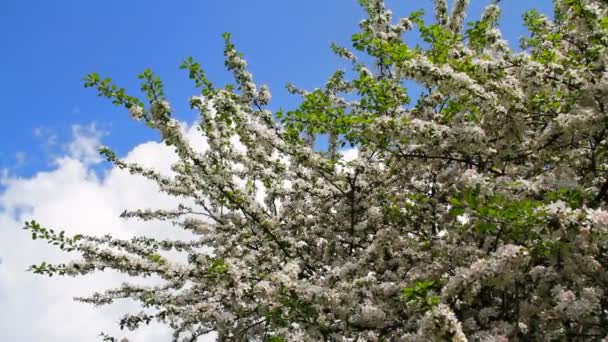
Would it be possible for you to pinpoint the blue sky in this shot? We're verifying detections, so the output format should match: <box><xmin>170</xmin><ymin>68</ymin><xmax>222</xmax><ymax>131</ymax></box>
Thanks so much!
<box><xmin>1</xmin><ymin>0</ymin><xmax>553</xmax><ymax>178</ymax></box>
<box><xmin>0</xmin><ymin>1</ymin><xmax>555</xmax><ymax>341</ymax></box>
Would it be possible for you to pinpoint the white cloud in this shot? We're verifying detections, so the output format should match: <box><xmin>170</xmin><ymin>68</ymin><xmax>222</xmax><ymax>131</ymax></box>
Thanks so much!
<box><xmin>341</xmin><ymin>148</ymin><xmax>359</xmax><ymax>162</ymax></box>
<box><xmin>65</xmin><ymin>123</ymin><xmax>107</xmax><ymax>165</ymax></box>
<box><xmin>0</xmin><ymin>122</ymin><xmax>215</xmax><ymax>341</ymax></box>
<box><xmin>34</xmin><ymin>126</ymin><xmax>58</xmax><ymax>148</ymax></box>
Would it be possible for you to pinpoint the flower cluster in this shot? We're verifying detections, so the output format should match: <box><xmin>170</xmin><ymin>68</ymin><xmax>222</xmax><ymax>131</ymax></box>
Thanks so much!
<box><xmin>27</xmin><ymin>0</ymin><xmax>608</xmax><ymax>340</ymax></box>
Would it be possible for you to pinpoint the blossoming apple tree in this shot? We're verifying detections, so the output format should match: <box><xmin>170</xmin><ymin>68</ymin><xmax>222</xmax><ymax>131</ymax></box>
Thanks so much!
<box><xmin>24</xmin><ymin>0</ymin><xmax>608</xmax><ymax>340</ymax></box>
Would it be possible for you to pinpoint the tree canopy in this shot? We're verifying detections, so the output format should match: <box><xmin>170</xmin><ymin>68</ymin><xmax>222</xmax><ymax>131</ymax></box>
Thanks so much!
<box><xmin>24</xmin><ymin>0</ymin><xmax>608</xmax><ymax>340</ymax></box>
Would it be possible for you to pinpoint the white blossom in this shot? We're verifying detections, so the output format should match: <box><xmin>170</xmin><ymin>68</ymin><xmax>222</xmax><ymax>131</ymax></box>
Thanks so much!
<box><xmin>128</xmin><ymin>104</ymin><xmax>145</xmax><ymax>120</ymax></box>
<box><xmin>25</xmin><ymin>0</ymin><xmax>608</xmax><ymax>340</ymax></box>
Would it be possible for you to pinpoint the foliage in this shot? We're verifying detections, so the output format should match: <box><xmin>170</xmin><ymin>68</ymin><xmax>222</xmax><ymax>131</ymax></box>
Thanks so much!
<box><xmin>24</xmin><ymin>0</ymin><xmax>608</xmax><ymax>340</ymax></box>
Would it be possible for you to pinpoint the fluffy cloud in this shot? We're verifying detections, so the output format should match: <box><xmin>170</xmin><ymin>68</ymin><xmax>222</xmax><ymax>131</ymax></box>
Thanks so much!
<box><xmin>0</xmin><ymin>123</ymin><xmax>215</xmax><ymax>341</ymax></box>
